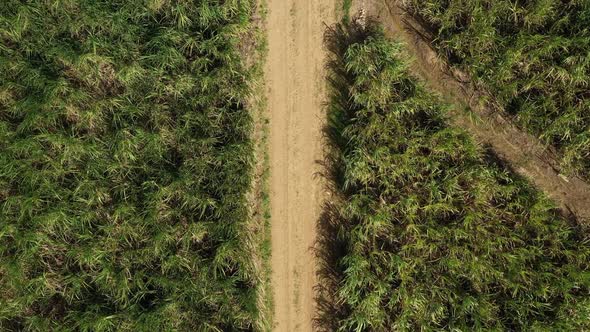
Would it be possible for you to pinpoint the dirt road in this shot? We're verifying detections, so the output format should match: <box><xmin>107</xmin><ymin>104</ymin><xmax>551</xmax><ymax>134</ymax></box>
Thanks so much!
<box><xmin>265</xmin><ymin>0</ymin><xmax>337</xmax><ymax>331</ymax></box>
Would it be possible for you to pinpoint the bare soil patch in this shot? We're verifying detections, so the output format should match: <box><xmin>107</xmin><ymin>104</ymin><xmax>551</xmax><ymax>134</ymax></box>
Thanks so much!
<box><xmin>265</xmin><ymin>0</ymin><xmax>337</xmax><ymax>330</ymax></box>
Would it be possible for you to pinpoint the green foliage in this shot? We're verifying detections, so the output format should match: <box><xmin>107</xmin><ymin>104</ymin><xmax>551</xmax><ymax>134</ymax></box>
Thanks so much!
<box><xmin>322</xmin><ymin>21</ymin><xmax>590</xmax><ymax>331</ymax></box>
<box><xmin>343</xmin><ymin>0</ymin><xmax>354</xmax><ymax>21</ymax></box>
<box><xmin>0</xmin><ymin>0</ymin><xmax>263</xmax><ymax>330</ymax></box>
<box><xmin>405</xmin><ymin>0</ymin><xmax>590</xmax><ymax>179</ymax></box>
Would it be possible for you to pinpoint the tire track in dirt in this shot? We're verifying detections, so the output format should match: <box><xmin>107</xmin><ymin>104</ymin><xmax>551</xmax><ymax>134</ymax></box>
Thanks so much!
<box><xmin>362</xmin><ymin>0</ymin><xmax>590</xmax><ymax>222</ymax></box>
<box><xmin>265</xmin><ymin>0</ymin><xmax>336</xmax><ymax>331</ymax></box>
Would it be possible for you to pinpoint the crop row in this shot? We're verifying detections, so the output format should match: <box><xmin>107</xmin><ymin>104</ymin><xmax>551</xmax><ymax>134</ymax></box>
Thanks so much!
<box><xmin>318</xmin><ymin>21</ymin><xmax>590</xmax><ymax>331</ymax></box>
<box><xmin>0</xmin><ymin>1</ymin><xmax>263</xmax><ymax>330</ymax></box>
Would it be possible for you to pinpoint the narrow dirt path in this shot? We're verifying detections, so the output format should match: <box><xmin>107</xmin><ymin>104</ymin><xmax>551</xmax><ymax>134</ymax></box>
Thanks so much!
<box><xmin>265</xmin><ymin>0</ymin><xmax>336</xmax><ymax>331</ymax></box>
<box><xmin>363</xmin><ymin>0</ymin><xmax>590</xmax><ymax>222</ymax></box>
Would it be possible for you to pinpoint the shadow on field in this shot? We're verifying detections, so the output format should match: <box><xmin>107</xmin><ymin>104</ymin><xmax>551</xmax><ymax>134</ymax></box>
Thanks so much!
<box><xmin>312</xmin><ymin>18</ymin><xmax>375</xmax><ymax>332</ymax></box>
<box><xmin>313</xmin><ymin>201</ymin><xmax>349</xmax><ymax>332</ymax></box>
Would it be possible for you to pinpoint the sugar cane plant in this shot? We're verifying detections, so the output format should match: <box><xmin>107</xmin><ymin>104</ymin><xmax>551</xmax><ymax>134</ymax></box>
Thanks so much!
<box><xmin>318</xmin><ymin>20</ymin><xmax>590</xmax><ymax>331</ymax></box>
<box><xmin>404</xmin><ymin>0</ymin><xmax>590</xmax><ymax>179</ymax></box>
<box><xmin>0</xmin><ymin>0</ymin><xmax>264</xmax><ymax>331</ymax></box>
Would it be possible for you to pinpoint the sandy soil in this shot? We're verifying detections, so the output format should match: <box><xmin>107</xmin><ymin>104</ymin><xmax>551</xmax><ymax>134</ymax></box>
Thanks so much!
<box><xmin>265</xmin><ymin>0</ymin><xmax>337</xmax><ymax>331</ymax></box>
<box><xmin>362</xmin><ymin>0</ymin><xmax>590</xmax><ymax>222</ymax></box>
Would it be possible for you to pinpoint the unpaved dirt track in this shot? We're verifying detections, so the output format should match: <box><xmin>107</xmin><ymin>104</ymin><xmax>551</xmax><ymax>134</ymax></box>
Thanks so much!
<box><xmin>364</xmin><ymin>0</ymin><xmax>590</xmax><ymax>222</ymax></box>
<box><xmin>265</xmin><ymin>0</ymin><xmax>336</xmax><ymax>331</ymax></box>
